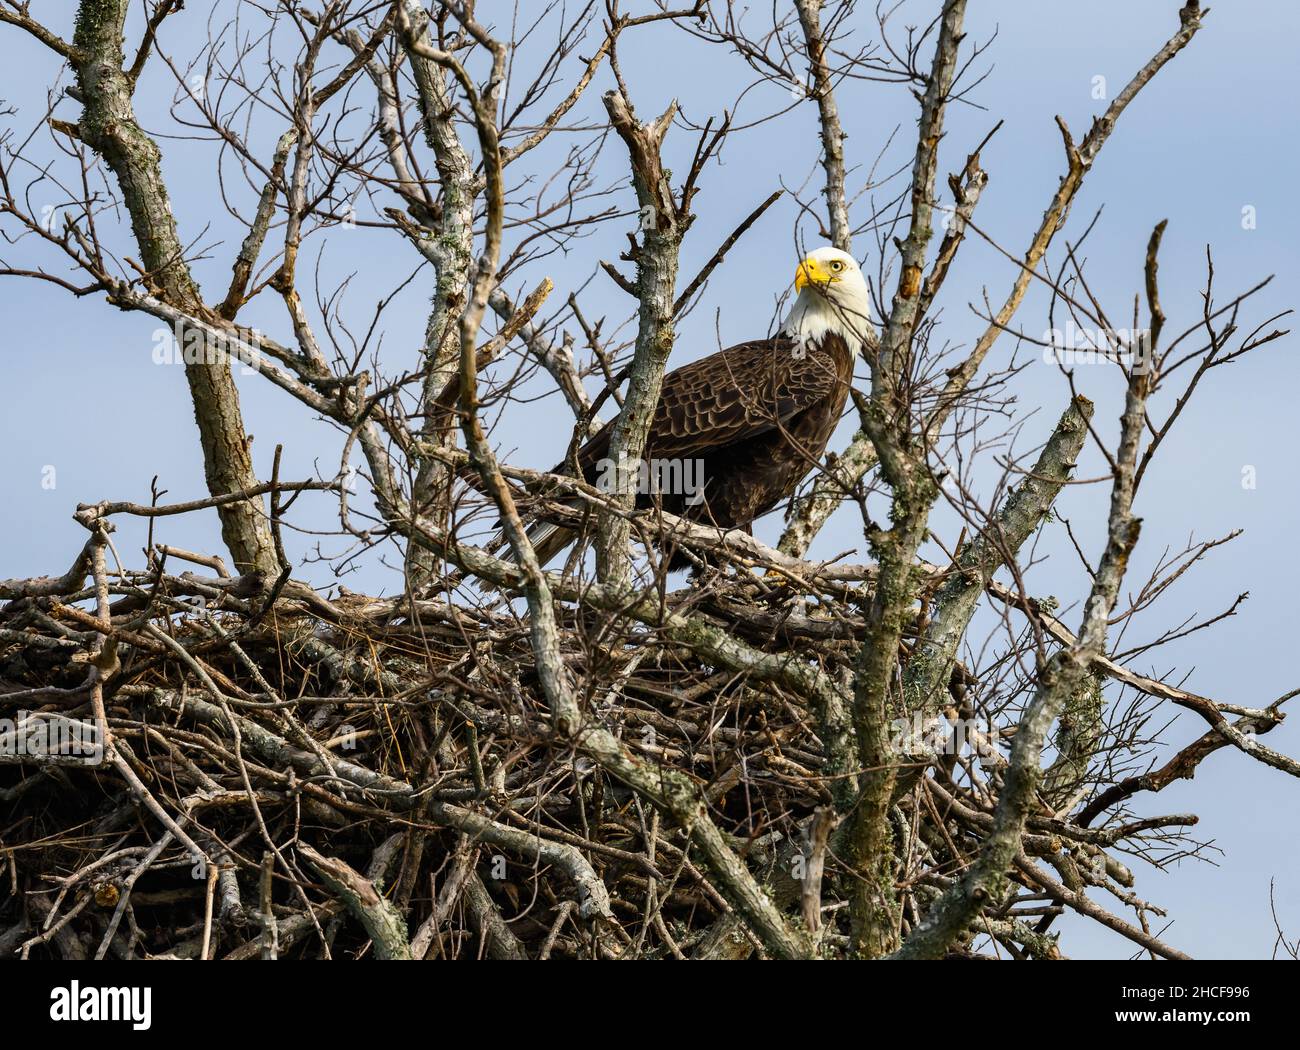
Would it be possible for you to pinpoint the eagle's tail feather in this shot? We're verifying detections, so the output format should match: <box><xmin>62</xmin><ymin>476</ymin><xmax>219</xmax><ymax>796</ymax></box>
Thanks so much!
<box><xmin>475</xmin><ymin>512</ymin><xmax>578</xmax><ymax>592</ymax></box>
<box><xmin>521</xmin><ymin>518</ymin><xmax>578</xmax><ymax>569</ymax></box>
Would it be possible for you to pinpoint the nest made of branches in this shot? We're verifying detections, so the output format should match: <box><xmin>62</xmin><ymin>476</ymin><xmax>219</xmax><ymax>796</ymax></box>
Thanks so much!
<box><xmin>0</xmin><ymin>520</ymin><xmax>1220</xmax><ymax>962</ymax></box>
<box><xmin>0</xmin><ymin>543</ymin><xmax>870</xmax><ymax>959</ymax></box>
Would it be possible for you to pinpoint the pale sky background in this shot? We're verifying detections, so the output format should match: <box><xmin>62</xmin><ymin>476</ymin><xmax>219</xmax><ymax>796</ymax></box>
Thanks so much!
<box><xmin>1</xmin><ymin>1</ymin><xmax>1296</xmax><ymax>959</ymax></box>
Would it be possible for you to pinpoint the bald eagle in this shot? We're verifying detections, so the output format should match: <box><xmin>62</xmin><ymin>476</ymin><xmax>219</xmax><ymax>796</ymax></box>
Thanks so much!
<box><xmin>522</xmin><ymin>246</ymin><xmax>874</xmax><ymax>568</ymax></box>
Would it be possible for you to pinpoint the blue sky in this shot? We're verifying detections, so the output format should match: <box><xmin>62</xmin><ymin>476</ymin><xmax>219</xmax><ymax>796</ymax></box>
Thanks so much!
<box><xmin>1</xmin><ymin>1</ymin><xmax>1296</xmax><ymax>958</ymax></box>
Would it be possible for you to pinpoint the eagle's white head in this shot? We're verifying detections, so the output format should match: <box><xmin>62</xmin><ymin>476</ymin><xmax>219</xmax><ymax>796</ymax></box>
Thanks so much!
<box><xmin>780</xmin><ymin>246</ymin><xmax>874</xmax><ymax>356</ymax></box>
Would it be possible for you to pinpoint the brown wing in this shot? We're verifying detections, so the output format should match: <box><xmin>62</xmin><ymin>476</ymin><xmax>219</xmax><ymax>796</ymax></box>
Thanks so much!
<box><xmin>578</xmin><ymin>335</ymin><xmax>844</xmax><ymax>471</ymax></box>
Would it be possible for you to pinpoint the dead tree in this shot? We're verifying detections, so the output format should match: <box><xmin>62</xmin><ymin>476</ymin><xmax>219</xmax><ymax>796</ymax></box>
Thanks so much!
<box><xmin>0</xmin><ymin>0</ymin><xmax>1293</xmax><ymax>960</ymax></box>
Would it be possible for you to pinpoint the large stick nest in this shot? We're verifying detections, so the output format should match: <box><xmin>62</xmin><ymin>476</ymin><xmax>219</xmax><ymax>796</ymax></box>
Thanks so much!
<box><xmin>0</xmin><ymin>522</ymin><xmax>1211</xmax><ymax>961</ymax></box>
<box><xmin>0</xmin><ymin>550</ymin><xmax>851</xmax><ymax>959</ymax></box>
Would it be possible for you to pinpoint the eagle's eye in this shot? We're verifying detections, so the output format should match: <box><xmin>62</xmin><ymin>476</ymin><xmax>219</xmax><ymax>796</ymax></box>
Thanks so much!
<box><xmin>829</xmin><ymin>260</ymin><xmax>844</xmax><ymax>273</ymax></box>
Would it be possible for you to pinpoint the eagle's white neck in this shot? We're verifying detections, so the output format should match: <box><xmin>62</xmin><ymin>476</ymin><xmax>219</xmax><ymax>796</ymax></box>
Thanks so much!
<box><xmin>780</xmin><ymin>288</ymin><xmax>872</xmax><ymax>357</ymax></box>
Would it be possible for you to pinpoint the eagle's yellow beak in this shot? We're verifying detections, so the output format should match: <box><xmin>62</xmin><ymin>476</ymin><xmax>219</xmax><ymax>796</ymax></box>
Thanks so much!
<box><xmin>795</xmin><ymin>255</ymin><xmax>828</xmax><ymax>292</ymax></box>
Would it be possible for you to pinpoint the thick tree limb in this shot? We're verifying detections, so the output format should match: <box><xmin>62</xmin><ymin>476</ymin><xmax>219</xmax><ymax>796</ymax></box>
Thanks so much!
<box><xmin>70</xmin><ymin>0</ymin><xmax>277</xmax><ymax>574</ymax></box>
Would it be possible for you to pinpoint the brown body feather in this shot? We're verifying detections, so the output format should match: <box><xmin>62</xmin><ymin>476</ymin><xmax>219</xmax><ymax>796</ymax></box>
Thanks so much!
<box><xmin>526</xmin><ymin>332</ymin><xmax>855</xmax><ymax>567</ymax></box>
